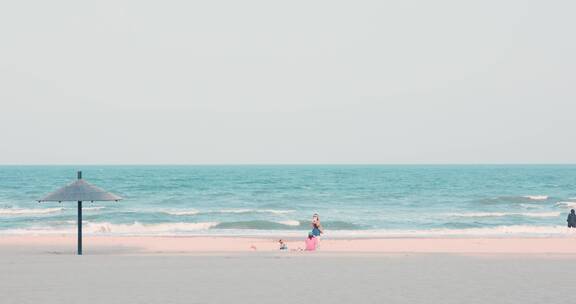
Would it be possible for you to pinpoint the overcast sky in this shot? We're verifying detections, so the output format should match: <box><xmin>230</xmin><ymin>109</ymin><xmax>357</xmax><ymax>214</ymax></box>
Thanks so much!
<box><xmin>0</xmin><ymin>1</ymin><xmax>574</xmax><ymax>164</ymax></box>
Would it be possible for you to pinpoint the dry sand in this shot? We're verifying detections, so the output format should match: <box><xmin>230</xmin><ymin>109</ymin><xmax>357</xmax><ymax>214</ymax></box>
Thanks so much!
<box><xmin>3</xmin><ymin>235</ymin><xmax>576</xmax><ymax>254</ymax></box>
<box><xmin>2</xmin><ymin>236</ymin><xmax>576</xmax><ymax>304</ymax></box>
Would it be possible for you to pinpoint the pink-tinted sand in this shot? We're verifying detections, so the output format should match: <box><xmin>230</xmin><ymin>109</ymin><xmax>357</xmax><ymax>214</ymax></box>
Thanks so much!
<box><xmin>3</xmin><ymin>235</ymin><xmax>576</xmax><ymax>254</ymax></box>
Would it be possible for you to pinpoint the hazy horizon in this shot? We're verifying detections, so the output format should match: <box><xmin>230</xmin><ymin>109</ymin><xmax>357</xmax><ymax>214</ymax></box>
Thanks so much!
<box><xmin>1</xmin><ymin>163</ymin><xmax>575</xmax><ymax>166</ymax></box>
<box><xmin>1</xmin><ymin>1</ymin><xmax>574</xmax><ymax>165</ymax></box>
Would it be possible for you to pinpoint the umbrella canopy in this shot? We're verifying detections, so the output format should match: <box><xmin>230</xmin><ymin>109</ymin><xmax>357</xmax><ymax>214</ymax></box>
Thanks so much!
<box><xmin>39</xmin><ymin>179</ymin><xmax>122</xmax><ymax>202</ymax></box>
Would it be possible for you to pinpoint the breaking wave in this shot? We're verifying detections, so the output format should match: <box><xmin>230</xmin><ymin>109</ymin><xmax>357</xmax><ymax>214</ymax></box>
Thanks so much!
<box><xmin>213</xmin><ymin>220</ymin><xmax>359</xmax><ymax>230</ymax></box>
<box><xmin>80</xmin><ymin>206</ymin><xmax>106</xmax><ymax>211</ymax></box>
<box><xmin>162</xmin><ymin>209</ymin><xmax>200</xmax><ymax>216</ymax></box>
<box><xmin>519</xmin><ymin>204</ymin><xmax>542</xmax><ymax>209</ymax></box>
<box><xmin>0</xmin><ymin>207</ymin><xmax>63</xmax><ymax>216</ymax></box>
<box><xmin>523</xmin><ymin>195</ymin><xmax>549</xmax><ymax>201</ymax></box>
<box><xmin>277</xmin><ymin>220</ymin><xmax>300</xmax><ymax>226</ymax></box>
<box><xmin>327</xmin><ymin>225</ymin><xmax>575</xmax><ymax>237</ymax></box>
<box><xmin>477</xmin><ymin>195</ymin><xmax>552</xmax><ymax>205</ymax></box>
<box><xmin>448</xmin><ymin>212</ymin><xmax>561</xmax><ymax>218</ymax></box>
<box><xmin>84</xmin><ymin>222</ymin><xmax>219</xmax><ymax>234</ymax></box>
<box><xmin>556</xmin><ymin>202</ymin><xmax>576</xmax><ymax>209</ymax></box>
<box><xmin>215</xmin><ymin>209</ymin><xmax>294</xmax><ymax>215</ymax></box>
<box><xmin>214</xmin><ymin>220</ymin><xmax>302</xmax><ymax>230</ymax></box>
<box><xmin>162</xmin><ymin>209</ymin><xmax>294</xmax><ymax>216</ymax></box>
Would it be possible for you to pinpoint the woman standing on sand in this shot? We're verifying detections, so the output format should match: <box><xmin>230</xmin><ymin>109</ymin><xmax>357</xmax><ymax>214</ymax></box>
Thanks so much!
<box><xmin>311</xmin><ymin>213</ymin><xmax>324</xmax><ymax>237</ymax></box>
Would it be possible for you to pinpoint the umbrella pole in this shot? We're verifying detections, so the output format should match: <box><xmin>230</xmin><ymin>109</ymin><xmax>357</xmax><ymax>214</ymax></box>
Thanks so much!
<box><xmin>78</xmin><ymin>200</ymin><xmax>82</xmax><ymax>255</ymax></box>
<box><xmin>77</xmin><ymin>171</ymin><xmax>82</xmax><ymax>255</ymax></box>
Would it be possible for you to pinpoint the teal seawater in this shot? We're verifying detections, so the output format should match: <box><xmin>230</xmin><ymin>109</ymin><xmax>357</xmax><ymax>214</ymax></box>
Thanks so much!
<box><xmin>0</xmin><ymin>165</ymin><xmax>575</xmax><ymax>237</ymax></box>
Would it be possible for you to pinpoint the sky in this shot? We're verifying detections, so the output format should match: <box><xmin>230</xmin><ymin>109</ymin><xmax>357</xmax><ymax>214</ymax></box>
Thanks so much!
<box><xmin>0</xmin><ymin>0</ymin><xmax>574</xmax><ymax>164</ymax></box>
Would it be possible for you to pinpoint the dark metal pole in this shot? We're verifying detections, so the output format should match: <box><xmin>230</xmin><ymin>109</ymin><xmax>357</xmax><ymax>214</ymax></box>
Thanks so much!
<box><xmin>77</xmin><ymin>171</ymin><xmax>82</xmax><ymax>255</ymax></box>
<box><xmin>78</xmin><ymin>200</ymin><xmax>82</xmax><ymax>255</ymax></box>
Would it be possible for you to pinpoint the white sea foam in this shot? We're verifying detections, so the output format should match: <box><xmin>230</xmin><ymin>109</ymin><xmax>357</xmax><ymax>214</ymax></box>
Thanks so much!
<box><xmin>0</xmin><ymin>208</ymin><xmax>63</xmax><ymax>215</ymax></box>
<box><xmin>162</xmin><ymin>209</ymin><xmax>294</xmax><ymax>216</ymax></box>
<box><xmin>519</xmin><ymin>204</ymin><xmax>542</xmax><ymax>209</ymax></box>
<box><xmin>85</xmin><ymin>222</ymin><xmax>219</xmax><ymax>234</ymax></box>
<box><xmin>81</xmin><ymin>207</ymin><xmax>106</xmax><ymax>211</ymax></box>
<box><xmin>449</xmin><ymin>212</ymin><xmax>508</xmax><ymax>217</ymax></box>
<box><xmin>2</xmin><ymin>224</ymin><xmax>576</xmax><ymax>238</ymax></box>
<box><xmin>556</xmin><ymin>202</ymin><xmax>576</xmax><ymax>209</ymax></box>
<box><xmin>326</xmin><ymin>225</ymin><xmax>575</xmax><ymax>238</ymax></box>
<box><xmin>523</xmin><ymin>212</ymin><xmax>562</xmax><ymax>218</ymax></box>
<box><xmin>216</xmin><ymin>209</ymin><xmax>294</xmax><ymax>215</ymax></box>
<box><xmin>523</xmin><ymin>195</ymin><xmax>549</xmax><ymax>201</ymax></box>
<box><xmin>64</xmin><ymin>220</ymin><xmax>88</xmax><ymax>224</ymax></box>
<box><xmin>163</xmin><ymin>210</ymin><xmax>200</xmax><ymax>216</ymax></box>
<box><xmin>448</xmin><ymin>212</ymin><xmax>561</xmax><ymax>218</ymax></box>
<box><xmin>260</xmin><ymin>209</ymin><xmax>295</xmax><ymax>215</ymax></box>
<box><xmin>0</xmin><ymin>221</ymin><xmax>218</xmax><ymax>235</ymax></box>
<box><xmin>277</xmin><ymin>220</ymin><xmax>300</xmax><ymax>226</ymax></box>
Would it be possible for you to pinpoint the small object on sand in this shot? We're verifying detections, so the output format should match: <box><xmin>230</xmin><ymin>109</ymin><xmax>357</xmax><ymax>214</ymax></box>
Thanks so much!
<box><xmin>250</xmin><ymin>245</ymin><xmax>257</xmax><ymax>251</ymax></box>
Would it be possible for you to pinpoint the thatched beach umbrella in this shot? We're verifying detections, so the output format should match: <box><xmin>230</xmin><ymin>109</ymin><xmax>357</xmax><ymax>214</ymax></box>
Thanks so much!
<box><xmin>38</xmin><ymin>171</ymin><xmax>122</xmax><ymax>255</ymax></box>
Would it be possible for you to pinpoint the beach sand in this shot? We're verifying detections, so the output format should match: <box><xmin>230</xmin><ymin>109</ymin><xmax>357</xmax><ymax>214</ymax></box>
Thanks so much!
<box><xmin>2</xmin><ymin>236</ymin><xmax>576</xmax><ymax>303</ymax></box>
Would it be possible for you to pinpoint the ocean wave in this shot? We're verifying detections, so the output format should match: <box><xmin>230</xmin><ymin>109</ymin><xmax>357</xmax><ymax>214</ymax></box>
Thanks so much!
<box><xmin>1</xmin><ymin>223</ymin><xmax>574</xmax><ymax>238</ymax></box>
<box><xmin>277</xmin><ymin>220</ymin><xmax>300</xmax><ymax>226</ymax></box>
<box><xmin>0</xmin><ymin>222</ymin><xmax>219</xmax><ymax>235</ymax></box>
<box><xmin>214</xmin><ymin>220</ymin><xmax>302</xmax><ymax>230</ymax></box>
<box><xmin>523</xmin><ymin>195</ymin><xmax>549</xmax><ymax>201</ymax></box>
<box><xmin>0</xmin><ymin>222</ymin><xmax>576</xmax><ymax>238</ymax></box>
<box><xmin>80</xmin><ymin>206</ymin><xmax>106</xmax><ymax>211</ymax></box>
<box><xmin>85</xmin><ymin>222</ymin><xmax>218</xmax><ymax>234</ymax></box>
<box><xmin>407</xmin><ymin>225</ymin><xmax>570</xmax><ymax>236</ymax></box>
<box><xmin>448</xmin><ymin>212</ymin><xmax>561</xmax><ymax>218</ymax></box>
<box><xmin>325</xmin><ymin>225</ymin><xmax>575</xmax><ymax>237</ymax></box>
<box><xmin>215</xmin><ymin>209</ymin><xmax>294</xmax><ymax>215</ymax></box>
<box><xmin>522</xmin><ymin>212</ymin><xmax>562</xmax><ymax>218</ymax></box>
<box><xmin>519</xmin><ymin>203</ymin><xmax>542</xmax><ymax>209</ymax></box>
<box><xmin>212</xmin><ymin>219</ymin><xmax>360</xmax><ymax>230</ymax></box>
<box><xmin>63</xmin><ymin>220</ymin><xmax>88</xmax><ymax>224</ymax></box>
<box><xmin>477</xmin><ymin>195</ymin><xmax>551</xmax><ymax>205</ymax></box>
<box><xmin>162</xmin><ymin>209</ymin><xmax>200</xmax><ymax>216</ymax></box>
<box><xmin>0</xmin><ymin>207</ymin><xmax>63</xmax><ymax>216</ymax></box>
<box><xmin>448</xmin><ymin>212</ymin><xmax>508</xmax><ymax>217</ymax></box>
<box><xmin>556</xmin><ymin>202</ymin><xmax>576</xmax><ymax>209</ymax></box>
<box><xmin>161</xmin><ymin>208</ymin><xmax>294</xmax><ymax>216</ymax></box>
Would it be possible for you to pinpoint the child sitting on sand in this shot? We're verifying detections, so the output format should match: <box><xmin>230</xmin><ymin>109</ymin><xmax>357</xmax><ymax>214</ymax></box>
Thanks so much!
<box><xmin>279</xmin><ymin>239</ymin><xmax>288</xmax><ymax>250</ymax></box>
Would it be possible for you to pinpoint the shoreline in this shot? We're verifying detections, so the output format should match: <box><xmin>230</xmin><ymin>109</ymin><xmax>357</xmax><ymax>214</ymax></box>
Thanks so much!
<box><xmin>4</xmin><ymin>235</ymin><xmax>576</xmax><ymax>255</ymax></box>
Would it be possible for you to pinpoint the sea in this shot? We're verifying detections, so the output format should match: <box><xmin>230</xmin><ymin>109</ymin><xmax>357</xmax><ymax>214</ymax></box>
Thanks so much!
<box><xmin>0</xmin><ymin>165</ymin><xmax>575</xmax><ymax>238</ymax></box>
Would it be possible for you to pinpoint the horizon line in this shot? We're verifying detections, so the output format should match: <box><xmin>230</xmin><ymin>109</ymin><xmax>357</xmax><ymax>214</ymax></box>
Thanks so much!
<box><xmin>0</xmin><ymin>163</ymin><xmax>575</xmax><ymax>166</ymax></box>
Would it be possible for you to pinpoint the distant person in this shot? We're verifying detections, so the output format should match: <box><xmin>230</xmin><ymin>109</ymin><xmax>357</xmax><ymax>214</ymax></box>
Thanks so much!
<box><xmin>567</xmin><ymin>209</ymin><xmax>576</xmax><ymax>228</ymax></box>
<box><xmin>305</xmin><ymin>232</ymin><xmax>318</xmax><ymax>251</ymax></box>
